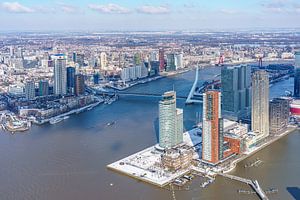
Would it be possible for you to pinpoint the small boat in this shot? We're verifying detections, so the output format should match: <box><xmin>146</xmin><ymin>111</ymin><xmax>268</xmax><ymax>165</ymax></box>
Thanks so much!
<box><xmin>106</xmin><ymin>121</ymin><xmax>115</xmax><ymax>127</ymax></box>
<box><xmin>49</xmin><ymin>117</ymin><xmax>63</xmax><ymax>125</ymax></box>
<box><xmin>63</xmin><ymin>116</ymin><xmax>69</xmax><ymax>120</ymax></box>
<box><xmin>87</xmin><ymin>106</ymin><xmax>93</xmax><ymax>111</ymax></box>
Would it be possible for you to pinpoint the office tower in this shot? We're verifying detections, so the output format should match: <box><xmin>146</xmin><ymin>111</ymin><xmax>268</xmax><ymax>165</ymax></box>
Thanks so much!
<box><xmin>25</xmin><ymin>81</ymin><xmax>35</xmax><ymax>100</ymax></box>
<box><xmin>294</xmin><ymin>51</ymin><xmax>300</xmax><ymax>98</ymax></box>
<box><xmin>202</xmin><ymin>90</ymin><xmax>223</xmax><ymax>164</ymax></box>
<box><xmin>66</xmin><ymin>67</ymin><xmax>75</xmax><ymax>94</ymax></box>
<box><xmin>93</xmin><ymin>73</ymin><xmax>100</xmax><ymax>85</ymax></box>
<box><xmin>75</xmin><ymin>74</ymin><xmax>85</xmax><ymax>96</ymax></box>
<box><xmin>269</xmin><ymin>98</ymin><xmax>290</xmax><ymax>134</ymax></box>
<box><xmin>175</xmin><ymin>53</ymin><xmax>184</xmax><ymax>69</ymax></box>
<box><xmin>166</xmin><ymin>54</ymin><xmax>176</xmax><ymax>72</ymax></box>
<box><xmin>159</xmin><ymin>48</ymin><xmax>165</xmax><ymax>71</ymax></box>
<box><xmin>251</xmin><ymin>70</ymin><xmax>269</xmax><ymax>139</ymax></box>
<box><xmin>53</xmin><ymin>54</ymin><xmax>67</xmax><ymax>96</ymax></box>
<box><xmin>75</xmin><ymin>53</ymin><xmax>84</xmax><ymax>67</ymax></box>
<box><xmin>159</xmin><ymin>91</ymin><xmax>183</xmax><ymax>149</ymax></box>
<box><xmin>221</xmin><ymin>65</ymin><xmax>251</xmax><ymax>121</ymax></box>
<box><xmin>150</xmin><ymin>51</ymin><xmax>158</xmax><ymax>61</ymax></box>
<box><xmin>100</xmin><ymin>52</ymin><xmax>107</xmax><ymax>69</ymax></box>
<box><xmin>150</xmin><ymin>61</ymin><xmax>160</xmax><ymax>75</ymax></box>
<box><xmin>39</xmin><ymin>80</ymin><xmax>49</xmax><ymax>96</ymax></box>
<box><xmin>72</xmin><ymin>52</ymin><xmax>77</xmax><ymax>63</ymax></box>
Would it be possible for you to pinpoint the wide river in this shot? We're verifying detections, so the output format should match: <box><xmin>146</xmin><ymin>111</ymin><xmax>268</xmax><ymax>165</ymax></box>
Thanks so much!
<box><xmin>0</xmin><ymin>67</ymin><xmax>299</xmax><ymax>200</ymax></box>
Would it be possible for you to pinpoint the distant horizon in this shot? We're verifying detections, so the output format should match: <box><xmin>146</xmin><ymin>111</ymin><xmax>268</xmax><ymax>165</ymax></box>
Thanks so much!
<box><xmin>1</xmin><ymin>27</ymin><xmax>300</xmax><ymax>34</ymax></box>
<box><xmin>0</xmin><ymin>1</ymin><xmax>300</xmax><ymax>31</ymax></box>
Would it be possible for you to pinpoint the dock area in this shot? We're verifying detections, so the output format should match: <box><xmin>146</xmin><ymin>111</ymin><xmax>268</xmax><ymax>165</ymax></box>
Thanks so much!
<box><xmin>108</xmin><ymin>125</ymin><xmax>297</xmax><ymax>192</ymax></box>
<box><xmin>107</xmin><ymin>128</ymin><xmax>201</xmax><ymax>187</ymax></box>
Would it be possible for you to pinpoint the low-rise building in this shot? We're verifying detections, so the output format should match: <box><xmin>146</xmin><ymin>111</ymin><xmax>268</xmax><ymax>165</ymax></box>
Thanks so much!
<box><xmin>161</xmin><ymin>146</ymin><xmax>193</xmax><ymax>171</ymax></box>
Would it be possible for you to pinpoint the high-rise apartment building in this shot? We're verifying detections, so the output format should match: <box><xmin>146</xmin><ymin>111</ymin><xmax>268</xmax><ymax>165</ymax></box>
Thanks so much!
<box><xmin>25</xmin><ymin>81</ymin><xmax>35</xmax><ymax>100</ymax></box>
<box><xmin>159</xmin><ymin>48</ymin><xmax>165</xmax><ymax>71</ymax></box>
<box><xmin>53</xmin><ymin>54</ymin><xmax>67</xmax><ymax>96</ymax></box>
<box><xmin>134</xmin><ymin>52</ymin><xmax>142</xmax><ymax>66</ymax></box>
<box><xmin>75</xmin><ymin>74</ymin><xmax>85</xmax><ymax>96</ymax></box>
<box><xmin>251</xmin><ymin>70</ymin><xmax>269</xmax><ymax>140</ymax></box>
<box><xmin>100</xmin><ymin>52</ymin><xmax>107</xmax><ymax>69</ymax></box>
<box><xmin>38</xmin><ymin>80</ymin><xmax>49</xmax><ymax>96</ymax></box>
<box><xmin>159</xmin><ymin>91</ymin><xmax>183</xmax><ymax>149</ymax></box>
<box><xmin>294</xmin><ymin>51</ymin><xmax>300</xmax><ymax>98</ymax></box>
<box><xmin>269</xmin><ymin>98</ymin><xmax>290</xmax><ymax>134</ymax></box>
<box><xmin>76</xmin><ymin>53</ymin><xmax>84</xmax><ymax>67</ymax></box>
<box><xmin>66</xmin><ymin>67</ymin><xmax>75</xmax><ymax>95</ymax></box>
<box><xmin>221</xmin><ymin>65</ymin><xmax>251</xmax><ymax>121</ymax></box>
<box><xmin>175</xmin><ymin>53</ymin><xmax>184</xmax><ymax>69</ymax></box>
<box><xmin>202</xmin><ymin>90</ymin><xmax>223</xmax><ymax>164</ymax></box>
<box><xmin>166</xmin><ymin>54</ymin><xmax>176</xmax><ymax>72</ymax></box>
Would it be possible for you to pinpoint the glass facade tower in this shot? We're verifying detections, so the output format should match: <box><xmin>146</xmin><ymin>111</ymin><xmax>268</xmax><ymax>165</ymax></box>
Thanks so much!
<box><xmin>159</xmin><ymin>91</ymin><xmax>183</xmax><ymax>149</ymax></box>
<box><xmin>221</xmin><ymin>65</ymin><xmax>251</xmax><ymax>121</ymax></box>
<box><xmin>251</xmin><ymin>70</ymin><xmax>269</xmax><ymax>140</ymax></box>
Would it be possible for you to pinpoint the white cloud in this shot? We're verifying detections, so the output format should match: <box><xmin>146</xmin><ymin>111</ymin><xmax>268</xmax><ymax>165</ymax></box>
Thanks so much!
<box><xmin>57</xmin><ymin>3</ymin><xmax>79</xmax><ymax>14</ymax></box>
<box><xmin>261</xmin><ymin>0</ymin><xmax>300</xmax><ymax>14</ymax></box>
<box><xmin>88</xmin><ymin>3</ymin><xmax>130</xmax><ymax>14</ymax></box>
<box><xmin>219</xmin><ymin>9</ymin><xmax>238</xmax><ymax>15</ymax></box>
<box><xmin>136</xmin><ymin>5</ymin><xmax>171</xmax><ymax>14</ymax></box>
<box><xmin>1</xmin><ymin>2</ymin><xmax>34</xmax><ymax>13</ymax></box>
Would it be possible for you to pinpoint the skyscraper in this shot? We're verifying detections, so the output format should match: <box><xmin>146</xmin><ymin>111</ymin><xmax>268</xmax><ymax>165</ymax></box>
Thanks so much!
<box><xmin>202</xmin><ymin>90</ymin><xmax>223</xmax><ymax>164</ymax></box>
<box><xmin>39</xmin><ymin>80</ymin><xmax>49</xmax><ymax>96</ymax></box>
<box><xmin>159</xmin><ymin>48</ymin><xmax>165</xmax><ymax>71</ymax></box>
<box><xmin>221</xmin><ymin>65</ymin><xmax>251</xmax><ymax>120</ymax></box>
<box><xmin>269</xmin><ymin>98</ymin><xmax>290</xmax><ymax>134</ymax></box>
<box><xmin>166</xmin><ymin>54</ymin><xmax>176</xmax><ymax>72</ymax></box>
<box><xmin>159</xmin><ymin>91</ymin><xmax>183</xmax><ymax>149</ymax></box>
<box><xmin>175</xmin><ymin>53</ymin><xmax>184</xmax><ymax>69</ymax></box>
<box><xmin>66</xmin><ymin>67</ymin><xmax>75</xmax><ymax>95</ymax></box>
<box><xmin>75</xmin><ymin>53</ymin><xmax>85</xmax><ymax>67</ymax></box>
<box><xmin>53</xmin><ymin>54</ymin><xmax>67</xmax><ymax>96</ymax></box>
<box><xmin>25</xmin><ymin>81</ymin><xmax>35</xmax><ymax>100</ymax></box>
<box><xmin>251</xmin><ymin>70</ymin><xmax>269</xmax><ymax>140</ymax></box>
<box><xmin>93</xmin><ymin>73</ymin><xmax>100</xmax><ymax>85</ymax></box>
<box><xmin>100</xmin><ymin>52</ymin><xmax>107</xmax><ymax>69</ymax></box>
<box><xmin>294</xmin><ymin>51</ymin><xmax>300</xmax><ymax>98</ymax></box>
<box><xmin>75</xmin><ymin>74</ymin><xmax>85</xmax><ymax>96</ymax></box>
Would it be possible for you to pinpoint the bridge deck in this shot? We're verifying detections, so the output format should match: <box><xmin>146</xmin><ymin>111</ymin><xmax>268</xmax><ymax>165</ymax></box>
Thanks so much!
<box><xmin>218</xmin><ymin>173</ymin><xmax>269</xmax><ymax>200</ymax></box>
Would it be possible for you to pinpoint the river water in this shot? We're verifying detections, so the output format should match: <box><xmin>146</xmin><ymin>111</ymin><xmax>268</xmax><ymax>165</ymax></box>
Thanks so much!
<box><xmin>0</xmin><ymin>67</ymin><xmax>299</xmax><ymax>200</ymax></box>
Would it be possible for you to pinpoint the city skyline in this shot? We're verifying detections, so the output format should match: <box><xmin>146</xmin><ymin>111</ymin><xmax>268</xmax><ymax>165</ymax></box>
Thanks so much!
<box><xmin>1</xmin><ymin>0</ymin><xmax>300</xmax><ymax>31</ymax></box>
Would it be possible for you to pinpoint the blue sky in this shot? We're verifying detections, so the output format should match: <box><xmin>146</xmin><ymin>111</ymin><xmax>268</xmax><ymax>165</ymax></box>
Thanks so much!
<box><xmin>0</xmin><ymin>0</ymin><xmax>299</xmax><ymax>31</ymax></box>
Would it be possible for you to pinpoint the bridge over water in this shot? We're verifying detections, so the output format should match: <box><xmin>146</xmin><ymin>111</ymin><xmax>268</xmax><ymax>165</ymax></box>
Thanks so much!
<box><xmin>218</xmin><ymin>173</ymin><xmax>269</xmax><ymax>200</ymax></box>
<box><xmin>92</xmin><ymin>89</ymin><xmax>188</xmax><ymax>100</ymax></box>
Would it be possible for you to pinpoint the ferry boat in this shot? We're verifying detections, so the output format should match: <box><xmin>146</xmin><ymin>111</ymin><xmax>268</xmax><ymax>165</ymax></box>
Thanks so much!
<box><xmin>49</xmin><ymin>117</ymin><xmax>63</xmax><ymax>125</ymax></box>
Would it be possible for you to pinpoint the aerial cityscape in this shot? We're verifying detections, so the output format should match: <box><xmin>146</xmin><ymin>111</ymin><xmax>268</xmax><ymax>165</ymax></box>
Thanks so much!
<box><xmin>0</xmin><ymin>1</ymin><xmax>300</xmax><ymax>200</ymax></box>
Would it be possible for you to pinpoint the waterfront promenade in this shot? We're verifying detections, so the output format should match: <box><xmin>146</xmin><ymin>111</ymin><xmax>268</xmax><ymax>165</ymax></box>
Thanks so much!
<box><xmin>107</xmin><ymin>125</ymin><xmax>297</xmax><ymax>190</ymax></box>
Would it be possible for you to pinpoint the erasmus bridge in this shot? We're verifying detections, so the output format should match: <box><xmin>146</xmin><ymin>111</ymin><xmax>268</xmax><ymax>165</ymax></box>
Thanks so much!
<box><xmin>89</xmin><ymin>66</ymin><xmax>220</xmax><ymax>103</ymax></box>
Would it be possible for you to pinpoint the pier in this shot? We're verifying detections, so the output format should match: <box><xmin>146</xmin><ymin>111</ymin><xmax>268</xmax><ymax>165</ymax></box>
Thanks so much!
<box><xmin>218</xmin><ymin>173</ymin><xmax>269</xmax><ymax>200</ymax></box>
